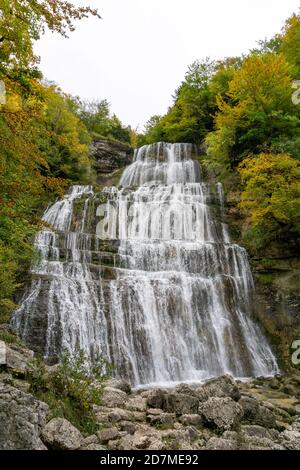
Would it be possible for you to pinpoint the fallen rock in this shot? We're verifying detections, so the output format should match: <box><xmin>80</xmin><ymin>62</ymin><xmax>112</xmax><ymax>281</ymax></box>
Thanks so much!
<box><xmin>119</xmin><ymin>421</ymin><xmax>136</xmax><ymax>435</ymax></box>
<box><xmin>241</xmin><ymin>425</ymin><xmax>272</xmax><ymax>439</ymax></box>
<box><xmin>97</xmin><ymin>427</ymin><xmax>120</xmax><ymax>444</ymax></box>
<box><xmin>105</xmin><ymin>379</ymin><xmax>131</xmax><ymax>394</ymax></box>
<box><xmin>125</xmin><ymin>396</ymin><xmax>147</xmax><ymax>412</ymax></box>
<box><xmin>179</xmin><ymin>414</ymin><xmax>203</xmax><ymax>427</ymax></box>
<box><xmin>41</xmin><ymin>418</ymin><xmax>83</xmax><ymax>450</ymax></box>
<box><xmin>196</xmin><ymin>375</ymin><xmax>240</xmax><ymax>402</ymax></box>
<box><xmin>163</xmin><ymin>393</ymin><xmax>199</xmax><ymax>415</ymax></box>
<box><xmin>146</xmin><ymin>389</ymin><xmax>165</xmax><ymax>409</ymax></box>
<box><xmin>101</xmin><ymin>387</ymin><xmax>127</xmax><ymax>408</ymax></box>
<box><xmin>239</xmin><ymin>397</ymin><xmax>277</xmax><ymax>428</ymax></box>
<box><xmin>200</xmin><ymin>397</ymin><xmax>243</xmax><ymax>431</ymax></box>
<box><xmin>5</xmin><ymin>344</ymin><xmax>34</xmax><ymax>376</ymax></box>
<box><xmin>147</xmin><ymin>412</ymin><xmax>175</xmax><ymax>426</ymax></box>
<box><xmin>0</xmin><ymin>382</ymin><xmax>48</xmax><ymax>450</ymax></box>
<box><xmin>205</xmin><ymin>436</ymin><xmax>237</xmax><ymax>450</ymax></box>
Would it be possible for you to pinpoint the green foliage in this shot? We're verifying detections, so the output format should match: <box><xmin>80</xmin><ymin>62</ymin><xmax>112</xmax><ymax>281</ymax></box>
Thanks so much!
<box><xmin>238</xmin><ymin>153</ymin><xmax>300</xmax><ymax>252</ymax></box>
<box><xmin>27</xmin><ymin>350</ymin><xmax>111</xmax><ymax>435</ymax></box>
<box><xmin>0</xmin><ymin>0</ymin><xmax>99</xmax><ymax>89</ymax></box>
<box><xmin>144</xmin><ymin>59</ymin><xmax>217</xmax><ymax>144</ymax></box>
<box><xmin>78</xmin><ymin>99</ymin><xmax>131</xmax><ymax>144</ymax></box>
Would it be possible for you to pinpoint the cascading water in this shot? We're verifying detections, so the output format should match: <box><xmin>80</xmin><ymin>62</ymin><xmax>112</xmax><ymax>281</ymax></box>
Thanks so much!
<box><xmin>12</xmin><ymin>143</ymin><xmax>279</xmax><ymax>386</ymax></box>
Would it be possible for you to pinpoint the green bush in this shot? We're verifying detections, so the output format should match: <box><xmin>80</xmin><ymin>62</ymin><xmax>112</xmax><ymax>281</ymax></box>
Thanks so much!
<box><xmin>27</xmin><ymin>350</ymin><xmax>112</xmax><ymax>435</ymax></box>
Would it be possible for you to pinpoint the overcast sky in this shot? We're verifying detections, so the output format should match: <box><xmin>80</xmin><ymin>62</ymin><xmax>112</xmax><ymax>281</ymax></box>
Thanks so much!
<box><xmin>35</xmin><ymin>0</ymin><xmax>300</xmax><ymax>130</ymax></box>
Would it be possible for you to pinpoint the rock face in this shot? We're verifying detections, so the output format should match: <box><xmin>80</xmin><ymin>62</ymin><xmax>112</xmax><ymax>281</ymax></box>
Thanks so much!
<box><xmin>90</xmin><ymin>138</ymin><xmax>132</xmax><ymax>178</ymax></box>
<box><xmin>0</xmin><ymin>382</ymin><xmax>48</xmax><ymax>450</ymax></box>
<box><xmin>41</xmin><ymin>418</ymin><xmax>83</xmax><ymax>450</ymax></box>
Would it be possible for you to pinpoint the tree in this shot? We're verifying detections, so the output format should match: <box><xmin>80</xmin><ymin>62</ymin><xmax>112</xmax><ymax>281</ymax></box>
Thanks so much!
<box><xmin>0</xmin><ymin>0</ymin><xmax>100</xmax><ymax>88</ymax></box>
<box><xmin>144</xmin><ymin>59</ymin><xmax>217</xmax><ymax>144</ymax></box>
<box><xmin>238</xmin><ymin>152</ymin><xmax>300</xmax><ymax>251</ymax></box>
<box><xmin>207</xmin><ymin>53</ymin><xmax>299</xmax><ymax>167</ymax></box>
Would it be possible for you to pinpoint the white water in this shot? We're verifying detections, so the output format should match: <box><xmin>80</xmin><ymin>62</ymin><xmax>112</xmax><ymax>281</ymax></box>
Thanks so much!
<box><xmin>12</xmin><ymin>143</ymin><xmax>279</xmax><ymax>385</ymax></box>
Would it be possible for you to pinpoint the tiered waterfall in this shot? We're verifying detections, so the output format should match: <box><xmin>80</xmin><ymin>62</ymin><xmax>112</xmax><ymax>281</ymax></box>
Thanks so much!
<box><xmin>12</xmin><ymin>143</ymin><xmax>279</xmax><ymax>386</ymax></box>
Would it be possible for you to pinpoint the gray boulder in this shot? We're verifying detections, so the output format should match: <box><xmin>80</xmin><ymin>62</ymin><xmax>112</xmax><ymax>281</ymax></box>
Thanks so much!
<box><xmin>239</xmin><ymin>396</ymin><xmax>277</xmax><ymax>428</ymax></box>
<box><xmin>205</xmin><ymin>436</ymin><xmax>237</xmax><ymax>450</ymax></box>
<box><xmin>41</xmin><ymin>418</ymin><xmax>83</xmax><ymax>450</ymax></box>
<box><xmin>200</xmin><ymin>397</ymin><xmax>243</xmax><ymax>431</ymax></box>
<box><xmin>196</xmin><ymin>375</ymin><xmax>240</xmax><ymax>402</ymax></box>
<box><xmin>163</xmin><ymin>393</ymin><xmax>199</xmax><ymax>415</ymax></box>
<box><xmin>101</xmin><ymin>387</ymin><xmax>127</xmax><ymax>408</ymax></box>
<box><xmin>0</xmin><ymin>382</ymin><xmax>48</xmax><ymax>450</ymax></box>
<box><xmin>105</xmin><ymin>379</ymin><xmax>131</xmax><ymax>394</ymax></box>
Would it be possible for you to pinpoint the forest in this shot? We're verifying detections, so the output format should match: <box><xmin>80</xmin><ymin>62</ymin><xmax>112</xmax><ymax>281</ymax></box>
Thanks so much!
<box><xmin>0</xmin><ymin>1</ymin><xmax>299</xmax><ymax>325</ymax></box>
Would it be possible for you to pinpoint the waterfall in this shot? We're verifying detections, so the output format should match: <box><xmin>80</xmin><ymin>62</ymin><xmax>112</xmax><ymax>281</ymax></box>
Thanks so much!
<box><xmin>12</xmin><ymin>143</ymin><xmax>279</xmax><ymax>386</ymax></box>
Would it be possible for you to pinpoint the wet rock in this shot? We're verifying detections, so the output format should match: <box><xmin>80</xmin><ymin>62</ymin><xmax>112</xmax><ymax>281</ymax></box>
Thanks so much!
<box><xmin>196</xmin><ymin>375</ymin><xmax>240</xmax><ymax>402</ymax></box>
<box><xmin>163</xmin><ymin>393</ymin><xmax>199</xmax><ymax>415</ymax></box>
<box><xmin>97</xmin><ymin>427</ymin><xmax>120</xmax><ymax>444</ymax></box>
<box><xmin>106</xmin><ymin>379</ymin><xmax>131</xmax><ymax>394</ymax></box>
<box><xmin>41</xmin><ymin>418</ymin><xmax>83</xmax><ymax>450</ymax></box>
<box><xmin>102</xmin><ymin>387</ymin><xmax>127</xmax><ymax>408</ymax></box>
<box><xmin>0</xmin><ymin>382</ymin><xmax>48</xmax><ymax>450</ymax></box>
<box><xmin>91</xmin><ymin>138</ymin><xmax>132</xmax><ymax>176</ymax></box>
<box><xmin>200</xmin><ymin>397</ymin><xmax>243</xmax><ymax>431</ymax></box>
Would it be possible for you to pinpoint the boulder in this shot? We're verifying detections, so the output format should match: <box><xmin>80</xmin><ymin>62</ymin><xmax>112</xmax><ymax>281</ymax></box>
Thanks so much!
<box><xmin>97</xmin><ymin>427</ymin><xmax>119</xmax><ymax>444</ymax></box>
<box><xmin>41</xmin><ymin>418</ymin><xmax>83</xmax><ymax>450</ymax></box>
<box><xmin>3</xmin><ymin>343</ymin><xmax>34</xmax><ymax>376</ymax></box>
<box><xmin>105</xmin><ymin>378</ymin><xmax>131</xmax><ymax>394</ymax></box>
<box><xmin>239</xmin><ymin>397</ymin><xmax>277</xmax><ymax>428</ymax></box>
<box><xmin>125</xmin><ymin>396</ymin><xmax>147</xmax><ymax>412</ymax></box>
<box><xmin>163</xmin><ymin>393</ymin><xmax>199</xmax><ymax>415</ymax></box>
<box><xmin>205</xmin><ymin>436</ymin><xmax>237</xmax><ymax>450</ymax></box>
<box><xmin>147</xmin><ymin>412</ymin><xmax>175</xmax><ymax>426</ymax></box>
<box><xmin>101</xmin><ymin>387</ymin><xmax>127</xmax><ymax>408</ymax></box>
<box><xmin>146</xmin><ymin>389</ymin><xmax>165</xmax><ymax>409</ymax></box>
<box><xmin>0</xmin><ymin>382</ymin><xmax>48</xmax><ymax>450</ymax></box>
<box><xmin>179</xmin><ymin>414</ymin><xmax>203</xmax><ymax>427</ymax></box>
<box><xmin>119</xmin><ymin>421</ymin><xmax>136</xmax><ymax>435</ymax></box>
<box><xmin>196</xmin><ymin>375</ymin><xmax>240</xmax><ymax>402</ymax></box>
<box><xmin>280</xmin><ymin>429</ymin><xmax>300</xmax><ymax>450</ymax></box>
<box><xmin>200</xmin><ymin>397</ymin><xmax>243</xmax><ymax>431</ymax></box>
<box><xmin>241</xmin><ymin>425</ymin><xmax>272</xmax><ymax>439</ymax></box>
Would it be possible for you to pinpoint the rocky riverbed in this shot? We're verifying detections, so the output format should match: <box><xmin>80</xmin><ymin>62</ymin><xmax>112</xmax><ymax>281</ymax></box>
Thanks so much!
<box><xmin>1</xmin><ymin>338</ymin><xmax>300</xmax><ymax>450</ymax></box>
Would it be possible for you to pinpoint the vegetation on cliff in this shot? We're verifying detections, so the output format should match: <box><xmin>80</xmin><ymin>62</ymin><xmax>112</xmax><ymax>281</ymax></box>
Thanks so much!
<box><xmin>141</xmin><ymin>12</ymin><xmax>300</xmax><ymax>257</ymax></box>
<box><xmin>0</xmin><ymin>1</ymin><xmax>129</xmax><ymax>321</ymax></box>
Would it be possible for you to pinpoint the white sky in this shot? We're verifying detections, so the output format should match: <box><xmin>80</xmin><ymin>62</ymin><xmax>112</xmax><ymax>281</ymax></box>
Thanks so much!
<box><xmin>35</xmin><ymin>0</ymin><xmax>300</xmax><ymax>130</ymax></box>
